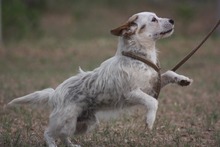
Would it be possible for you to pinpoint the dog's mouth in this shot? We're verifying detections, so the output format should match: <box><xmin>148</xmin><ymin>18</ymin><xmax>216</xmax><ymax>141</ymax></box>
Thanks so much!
<box><xmin>160</xmin><ymin>29</ymin><xmax>173</xmax><ymax>35</ymax></box>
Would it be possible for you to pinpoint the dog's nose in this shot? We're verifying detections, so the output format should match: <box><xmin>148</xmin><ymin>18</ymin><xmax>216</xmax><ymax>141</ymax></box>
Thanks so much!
<box><xmin>169</xmin><ymin>19</ymin><xmax>174</xmax><ymax>25</ymax></box>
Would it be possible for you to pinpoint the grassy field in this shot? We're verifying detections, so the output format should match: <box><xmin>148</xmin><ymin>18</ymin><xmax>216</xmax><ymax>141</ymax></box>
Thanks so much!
<box><xmin>0</xmin><ymin>35</ymin><xmax>220</xmax><ymax>147</ymax></box>
<box><xmin>1</xmin><ymin>1</ymin><xmax>220</xmax><ymax>146</ymax></box>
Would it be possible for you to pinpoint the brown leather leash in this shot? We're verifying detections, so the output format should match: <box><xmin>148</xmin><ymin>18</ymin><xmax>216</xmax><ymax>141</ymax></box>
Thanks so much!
<box><xmin>121</xmin><ymin>19</ymin><xmax>219</xmax><ymax>99</ymax></box>
<box><xmin>121</xmin><ymin>51</ymin><xmax>161</xmax><ymax>72</ymax></box>
<box><xmin>171</xmin><ymin>19</ymin><xmax>220</xmax><ymax>72</ymax></box>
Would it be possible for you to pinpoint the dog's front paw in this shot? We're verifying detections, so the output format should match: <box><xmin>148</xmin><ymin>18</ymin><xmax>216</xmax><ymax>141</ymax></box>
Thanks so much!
<box><xmin>176</xmin><ymin>76</ymin><xmax>193</xmax><ymax>86</ymax></box>
<box><xmin>146</xmin><ymin>118</ymin><xmax>154</xmax><ymax>130</ymax></box>
<box><xmin>145</xmin><ymin>99</ymin><xmax>158</xmax><ymax>131</ymax></box>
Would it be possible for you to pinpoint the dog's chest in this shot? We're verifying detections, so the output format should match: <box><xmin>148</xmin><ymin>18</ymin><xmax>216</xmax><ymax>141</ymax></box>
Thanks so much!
<box><xmin>146</xmin><ymin>71</ymin><xmax>161</xmax><ymax>98</ymax></box>
<box><xmin>131</xmin><ymin>63</ymin><xmax>158</xmax><ymax>86</ymax></box>
<box><xmin>129</xmin><ymin>62</ymin><xmax>161</xmax><ymax>97</ymax></box>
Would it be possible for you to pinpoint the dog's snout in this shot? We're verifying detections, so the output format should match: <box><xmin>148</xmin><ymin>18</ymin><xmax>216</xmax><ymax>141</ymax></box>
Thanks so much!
<box><xmin>169</xmin><ymin>19</ymin><xmax>174</xmax><ymax>25</ymax></box>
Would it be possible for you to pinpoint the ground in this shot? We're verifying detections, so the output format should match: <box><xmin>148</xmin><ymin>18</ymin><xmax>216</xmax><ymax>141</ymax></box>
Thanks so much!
<box><xmin>1</xmin><ymin>1</ymin><xmax>220</xmax><ymax>146</ymax></box>
<box><xmin>0</xmin><ymin>36</ymin><xmax>220</xmax><ymax>146</ymax></box>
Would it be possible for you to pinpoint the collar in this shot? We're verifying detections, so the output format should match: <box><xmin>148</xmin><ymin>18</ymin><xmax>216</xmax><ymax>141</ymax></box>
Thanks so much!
<box><xmin>121</xmin><ymin>51</ymin><xmax>161</xmax><ymax>73</ymax></box>
<box><xmin>122</xmin><ymin>51</ymin><xmax>161</xmax><ymax>99</ymax></box>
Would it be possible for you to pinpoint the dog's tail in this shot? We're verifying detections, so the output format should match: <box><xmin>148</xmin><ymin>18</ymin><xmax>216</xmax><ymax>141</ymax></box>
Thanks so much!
<box><xmin>7</xmin><ymin>88</ymin><xmax>54</xmax><ymax>108</ymax></box>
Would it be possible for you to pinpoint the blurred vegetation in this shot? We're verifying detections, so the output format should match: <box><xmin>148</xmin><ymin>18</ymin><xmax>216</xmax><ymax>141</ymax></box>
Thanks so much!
<box><xmin>2</xmin><ymin>0</ymin><xmax>46</xmax><ymax>40</ymax></box>
<box><xmin>176</xmin><ymin>2</ymin><xmax>195</xmax><ymax>35</ymax></box>
<box><xmin>1</xmin><ymin>0</ymin><xmax>219</xmax><ymax>43</ymax></box>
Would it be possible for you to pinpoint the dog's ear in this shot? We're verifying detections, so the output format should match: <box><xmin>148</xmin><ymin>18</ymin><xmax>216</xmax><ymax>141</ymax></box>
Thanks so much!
<box><xmin>110</xmin><ymin>15</ymin><xmax>138</xmax><ymax>37</ymax></box>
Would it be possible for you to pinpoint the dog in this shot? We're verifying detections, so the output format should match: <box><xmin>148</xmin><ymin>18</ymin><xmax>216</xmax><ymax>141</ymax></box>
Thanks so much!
<box><xmin>8</xmin><ymin>12</ymin><xmax>193</xmax><ymax>147</ymax></box>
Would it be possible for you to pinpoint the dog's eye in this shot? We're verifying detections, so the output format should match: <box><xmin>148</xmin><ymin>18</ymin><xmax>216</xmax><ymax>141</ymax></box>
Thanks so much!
<box><xmin>151</xmin><ymin>17</ymin><xmax>157</xmax><ymax>22</ymax></box>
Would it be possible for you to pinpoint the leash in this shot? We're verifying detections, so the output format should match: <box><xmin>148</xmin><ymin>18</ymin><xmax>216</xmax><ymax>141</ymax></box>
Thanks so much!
<box><xmin>121</xmin><ymin>19</ymin><xmax>219</xmax><ymax>99</ymax></box>
<box><xmin>171</xmin><ymin>19</ymin><xmax>220</xmax><ymax>72</ymax></box>
<box><xmin>121</xmin><ymin>51</ymin><xmax>161</xmax><ymax>99</ymax></box>
<box><xmin>121</xmin><ymin>51</ymin><xmax>161</xmax><ymax>72</ymax></box>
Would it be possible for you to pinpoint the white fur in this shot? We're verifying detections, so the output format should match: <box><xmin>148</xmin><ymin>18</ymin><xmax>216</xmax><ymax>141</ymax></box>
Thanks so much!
<box><xmin>8</xmin><ymin>12</ymin><xmax>192</xmax><ymax>147</ymax></box>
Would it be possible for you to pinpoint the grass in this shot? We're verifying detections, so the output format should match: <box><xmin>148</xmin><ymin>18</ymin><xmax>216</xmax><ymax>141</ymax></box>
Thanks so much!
<box><xmin>1</xmin><ymin>1</ymin><xmax>220</xmax><ymax>146</ymax></box>
<box><xmin>0</xmin><ymin>36</ymin><xmax>220</xmax><ymax>147</ymax></box>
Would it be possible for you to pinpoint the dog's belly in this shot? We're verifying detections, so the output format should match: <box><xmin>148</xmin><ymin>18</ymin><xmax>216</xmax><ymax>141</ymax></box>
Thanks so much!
<box><xmin>131</xmin><ymin>67</ymin><xmax>159</xmax><ymax>90</ymax></box>
<box><xmin>94</xmin><ymin>93</ymin><xmax>126</xmax><ymax>109</ymax></box>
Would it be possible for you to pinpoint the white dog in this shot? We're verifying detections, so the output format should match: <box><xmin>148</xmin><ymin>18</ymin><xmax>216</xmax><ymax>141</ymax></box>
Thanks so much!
<box><xmin>8</xmin><ymin>12</ymin><xmax>192</xmax><ymax>147</ymax></box>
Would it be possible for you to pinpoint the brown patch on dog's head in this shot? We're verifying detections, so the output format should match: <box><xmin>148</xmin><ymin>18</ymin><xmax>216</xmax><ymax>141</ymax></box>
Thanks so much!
<box><xmin>138</xmin><ymin>24</ymin><xmax>146</xmax><ymax>34</ymax></box>
<box><xmin>110</xmin><ymin>15</ymin><xmax>138</xmax><ymax>37</ymax></box>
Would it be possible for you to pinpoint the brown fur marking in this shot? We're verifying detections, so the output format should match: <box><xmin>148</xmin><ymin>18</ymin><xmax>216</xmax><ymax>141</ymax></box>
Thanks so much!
<box><xmin>110</xmin><ymin>15</ymin><xmax>138</xmax><ymax>36</ymax></box>
<box><xmin>138</xmin><ymin>24</ymin><xmax>146</xmax><ymax>34</ymax></box>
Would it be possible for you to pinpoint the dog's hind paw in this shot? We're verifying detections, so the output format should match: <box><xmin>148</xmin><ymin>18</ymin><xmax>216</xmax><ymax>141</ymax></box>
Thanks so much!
<box><xmin>68</xmin><ymin>144</ymin><xmax>81</xmax><ymax>147</ymax></box>
<box><xmin>72</xmin><ymin>145</ymin><xmax>81</xmax><ymax>147</ymax></box>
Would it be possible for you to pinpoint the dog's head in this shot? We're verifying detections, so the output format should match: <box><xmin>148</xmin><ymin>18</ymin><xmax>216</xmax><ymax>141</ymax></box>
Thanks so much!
<box><xmin>111</xmin><ymin>12</ymin><xmax>174</xmax><ymax>41</ymax></box>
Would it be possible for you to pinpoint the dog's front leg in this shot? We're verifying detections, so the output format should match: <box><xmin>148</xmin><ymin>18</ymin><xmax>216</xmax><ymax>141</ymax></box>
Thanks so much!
<box><xmin>126</xmin><ymin>89</ymin><xmax>158</xmax><ymax>130</ymax></box>
<box><xmin>161</xmin><ymin>70</ymin><xmax>193</xmax><ymax>88</ymax></box>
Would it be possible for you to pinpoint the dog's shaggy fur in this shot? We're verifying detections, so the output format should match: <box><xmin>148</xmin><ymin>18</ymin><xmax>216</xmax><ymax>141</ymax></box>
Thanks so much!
<box><xmin>8</xmin><ymin>12</ymin><xmax>192</xmax><ymax>147</ymax></box>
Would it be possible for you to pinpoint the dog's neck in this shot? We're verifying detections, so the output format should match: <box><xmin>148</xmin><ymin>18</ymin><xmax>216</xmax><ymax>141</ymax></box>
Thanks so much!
<box><xmin>116</xmin><ymin>37</ymin><xmax>157</xmax><ymax>64</ymax></box>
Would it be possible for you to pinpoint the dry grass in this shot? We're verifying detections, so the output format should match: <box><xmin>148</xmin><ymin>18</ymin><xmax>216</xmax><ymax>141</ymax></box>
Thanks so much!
<box><xmin>0</xmin><ymin>36</ymin><xmax>220</xmax><ymax>147</ymax></box>
<box><xmin>1</xmin><ymin>1</ymin><xmax>220</xmax><ymax>146</ymax></box>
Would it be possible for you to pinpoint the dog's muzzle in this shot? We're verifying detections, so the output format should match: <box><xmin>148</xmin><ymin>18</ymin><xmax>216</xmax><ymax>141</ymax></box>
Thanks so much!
<box><xmin>160</xmin><ymin>29</ymin><xmax>173</xmax><ymax>35</ymax></box>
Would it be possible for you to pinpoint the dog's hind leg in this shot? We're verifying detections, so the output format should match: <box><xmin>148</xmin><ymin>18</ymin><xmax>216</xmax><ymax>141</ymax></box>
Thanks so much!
<box><xmin>126</xmin><ymin>89</ymin><xmax>158</xmax><ymax>130</ymax></box>
<box><xmin>59</xmin><ymin>114</ymin><xmax>99</xmax><ymax>147</ymax></box>
<box><xmin>59</xmin><ymin>116</ymin><xmax>79</xmax><ymax>147</ymax></box>
<box><xmin>57</xmin><ymin>106</ymin><xmax>83</xmax><ymax>147</ymax></box>
<box><xmin>60</xmin><ymin>137</ymin><xmax>80</xmax><ymax>147</ymax></box>
<box><xmin>44</xmin><ymin>105</ymin><xmax>82</xmax><ymax>147</ymax></box>
<box><xmin>75</xmin><ymin>114</ymin><xmax>99</xmax><ymax>135</ymax></box>
<box><xmin>44</xmin><ymin>128</ymin><xmax>57</xmax><ymax>147</ymax></box>
<box><xmin>44</xmin><ymin>113</ymin><xmax>63</xmax><ymax>147</ymax></box>
<box><xmin>44</xmin><ymin>117</ymin><xmax>79</xmax><ymax>147</ymax></box>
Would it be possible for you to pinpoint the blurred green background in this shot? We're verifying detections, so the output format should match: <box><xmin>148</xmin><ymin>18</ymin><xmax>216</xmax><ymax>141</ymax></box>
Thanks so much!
<box><xmin>0</xmin><ymin>0</ymin><xmax>220</xmax><ymax>90</ymax></box>
<box><xmin>1</xmin><ymin>0</ymin><xmax>220</xmax><ymax>43</ymax></box>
